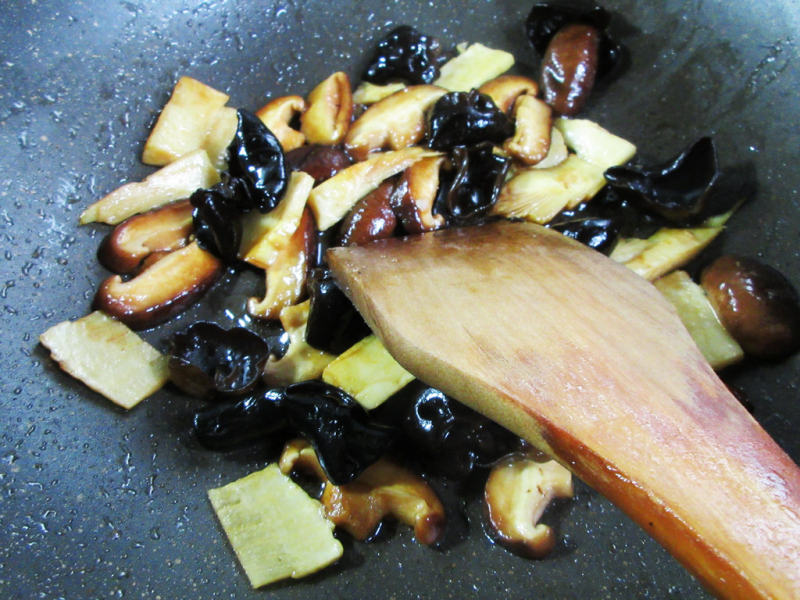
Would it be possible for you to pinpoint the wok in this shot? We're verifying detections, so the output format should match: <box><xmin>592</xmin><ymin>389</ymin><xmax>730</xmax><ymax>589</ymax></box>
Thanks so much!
<box><xmin>1</xmin><ymin>0</ymin><xmax>798</xmax><ymax>597</ymax></box>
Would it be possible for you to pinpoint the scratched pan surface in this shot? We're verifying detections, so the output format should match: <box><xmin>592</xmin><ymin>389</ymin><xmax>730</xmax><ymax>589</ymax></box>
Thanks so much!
<box><xmin>1</xmin><ymin>0</ymin><xmax>798</xmax><ymax>598</ymax></box>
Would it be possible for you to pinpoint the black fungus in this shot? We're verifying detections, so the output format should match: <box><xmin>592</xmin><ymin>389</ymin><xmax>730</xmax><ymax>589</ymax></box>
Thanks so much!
<box><xmin>168</xmin><ymin>322</ymin><xmax>271</xmax><ymax>399</ymax></box>
<box><xmin>227</xmin><ymin>109</ymin><xmax>289</xmax><ymax>212</ymax></box>
<box><xmin>190</xmin><ymin>179</ymin><xmax>245</xmax><ymax>262</ymax></box>
<box><xmin>525</xmin><ymin>2</ymin><xmax>625</xmax><ymax>80</ymax></box>
<box><xmin>312</xmin><ymin>227</ymin><xmax>338</xmax><ymax>269</ymax></box>
<box><xmin>438</xmin><ymin>143</ymin><xmax>510</xmax><ymax>226</ymax></box>
<box><xmin>557</xmin><ymin>186</ymin><xmax>668</xmax><ymax>239</ymax></box>
<box><xmin>362</xmin><ymin>25</ymin><xmax>444</xmax><ymax>85</ymax></box>
<box><xmin>550</xmin><ymin>216</ymin><xmax>620</xmax><ymax>254</ymax></box>
<box><xmin>193</xmin><ymin>388</ymin><xmax>287</xmax><ymax>450</ymax></box>
<box><xmin>604</xmin><ymin>137</ymin><xmax>720</xmax><ymax>222</ymax></box>
<box><xmin>191</xmin><ymin>380</ymin><xmax>396</xmax><ymax>482</ymax></box>
<box><xmin>548</xmin><ymin>186</ymin><xmax>668</xmax><ymax>252</ymax></box>
<box><xmin>192</xmin><ymin>111</ymin><xmax>291</xmax><ymax>262</ymax></box>
<box><xmin>281</xmin><ymin>381</ymin><xmax>396</xmax><ymax>485</ymax></box>
<box><xmin>427</xmin><ymin>90</ymin><xmax>515</xmax><ymax>151</ymax></box>
<box><xmin>376</xmin><ymin>382</ymin><xmax>519</xmax><ymax>480</ymax></box>
<box><xmin>306</xmin><ymin>268</ymin><xmax>372</xmax><ymax>354</ymax></box>
<box><xmin>549</xmin><ymin>188</ymin><xmax>627</xmax><ymax>254</ymax></box>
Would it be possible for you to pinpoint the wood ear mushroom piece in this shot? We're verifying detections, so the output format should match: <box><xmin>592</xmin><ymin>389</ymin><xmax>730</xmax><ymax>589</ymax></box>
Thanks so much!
<box><xmin>280</xmin><ymin>439</ymin><xmax>445</xmax><ymax>545</ymax></box>
<box><xmin>484</xmin><ymin>453</ymin><xmax>573</xmax><ymax>557</ymax></box>
<box><xmin>94</xmin><ymin>241</ymin><xmax>223</xmax><ymax>330</ymax></box>
<box><xmin>328</xmin><ymin>221</ymin><xmax>800</xmax><ymax>599</ymax></box>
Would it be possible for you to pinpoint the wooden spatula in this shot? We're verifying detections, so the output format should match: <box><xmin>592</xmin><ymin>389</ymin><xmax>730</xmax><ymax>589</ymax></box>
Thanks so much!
<box><xmin>328</xmin><ymin>220</ymin><xmax>800</xmax><ymax>600</ymax></box>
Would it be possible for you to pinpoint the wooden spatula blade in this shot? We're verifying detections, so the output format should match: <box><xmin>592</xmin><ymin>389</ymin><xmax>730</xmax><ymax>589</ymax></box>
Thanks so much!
<box><xmin>328</xmin><ymin>221</ymin><xmax>800</xmax><ymax>600</ymax></box>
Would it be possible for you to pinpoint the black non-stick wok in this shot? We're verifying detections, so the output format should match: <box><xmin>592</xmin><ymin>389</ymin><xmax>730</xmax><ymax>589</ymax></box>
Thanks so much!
<box><xmin>1</xmin><ymin>1</ymin><xmax>798</xmax><ymax>598</ymax></box>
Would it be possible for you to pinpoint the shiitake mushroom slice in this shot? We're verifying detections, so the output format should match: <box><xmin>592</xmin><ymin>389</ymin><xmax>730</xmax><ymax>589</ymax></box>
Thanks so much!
<box><xmin>93</xmin><ymin>241</ymin><xmax>223</xmax><ymax>330</ymax></box>
<box><xmin>540</xmin><ymin>23</ymin><xmax>600</xmax><ymax>116</ymax></box>
<box><xmin>97</xmin><ymin>199</ymin><xmax>193</xmax><ymax>274</ymax></box>
<box><xmin>337</xmin><ymin>180</ymin><xmax>398</xmax><ymax>246</ymax></box>
<box><xmin>285</xmin><ymin>145</ymin><xmax>353</xmax><ymax>184</ymax></box>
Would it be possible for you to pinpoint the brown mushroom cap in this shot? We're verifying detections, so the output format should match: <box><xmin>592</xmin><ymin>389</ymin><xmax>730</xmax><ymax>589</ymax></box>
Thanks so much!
<box><xmin>701</xmin><ymin>255</ymin><xmax>800</xmax><ymax>359</ymax></box>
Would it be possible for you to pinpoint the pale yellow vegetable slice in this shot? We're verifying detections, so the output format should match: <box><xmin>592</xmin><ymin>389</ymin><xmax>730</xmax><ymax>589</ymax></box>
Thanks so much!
<box><xmin>352</xmin><ymin>81</ymin><xmax>406</xmax><ymax>104</ymax></box>
<box><xmin>39</xmin><ymin>311</ymin><xmax>168</xmax><ymax>409</ymax></box>
<box><xmin>308</xmin><ymin>147</ymin><xmax>440</xmax><ymax>230</ymax></box>
<box><xmin>208</xmin><ymin>464</ymin><xmax>343</xmax><ymax>588</ymax></box>
<box><xmin>240</xmin><ymin>171</ymin><xmax>315</xmax><ymax>269</ymax></box>
<box><xmin>142</xmin><ymin>76</ymin><xmax>230</xmax><ymax>166</ymax></box>
<box><xmin>622</xmin><ymin>182</ymin><xmax>738</xmax><ymax>270</ymax></box>
<box><xmin>263</xmin><ymin>301</ymin><xmax>335</xmax><ymax>386</ymax></box>
<box><xmin>555</xmin><ymin>118</ymin><xmax>637</xmax><ymax>170</ymax></box>
<box><xmin>654</xmin><ymin>271</ymin><xmax>744</xmax><ymax>369</ymax></box>
<box><xmin>609</xmin><ymin>237</ymin><xmax>650</xmax><ymax>263</ymax></box>
<box><xmin>612</xmin><ymin>226</ymin><xmax>723</xmax><ymax>281</ymax></box>
<box><xmin>702</xmin><ymin>206</ymin><xmax>737</xmax><ymax>228</ymax></box>
<box><xmin>79</xmin><ymin>149</ymin><xmax>219</xmax><ymax>225</ymax></box>
<box><xmin>493</xmin><ymin>155</ymin><xmax>606</xmax><ymax>224</ymax></box>
<box><xmin>434</xmin><ymin>43</ymin><xmax>515</xmax><ymax>92</ymax></box>
<box><xmin>202</xmin><ymin>106</ymin><xmax>239</xmax><ymax>171</ymax></box>
<box><xmin>322</xmin><ymin>335</ymin><xmax>415</xmax><ymax>410</ymax></box>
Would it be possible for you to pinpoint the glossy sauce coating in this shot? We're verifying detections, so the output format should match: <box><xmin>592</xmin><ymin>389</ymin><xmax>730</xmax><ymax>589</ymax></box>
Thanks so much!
<box><xmin>540</xmin><ymin>24</ymin><xmax>600</xmax><ymax>116</ymax></box>
<box><xmin>701</xmin><ymin>255</ymin><xmax>800</xmax><ymax>358</ymax></box>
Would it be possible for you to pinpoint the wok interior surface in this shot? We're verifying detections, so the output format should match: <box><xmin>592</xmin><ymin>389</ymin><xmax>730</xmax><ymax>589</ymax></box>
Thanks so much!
<box><xmin>1</xmin><ymin>1</ymin><xmax>797</xmax><ymax>598</ymax></box>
